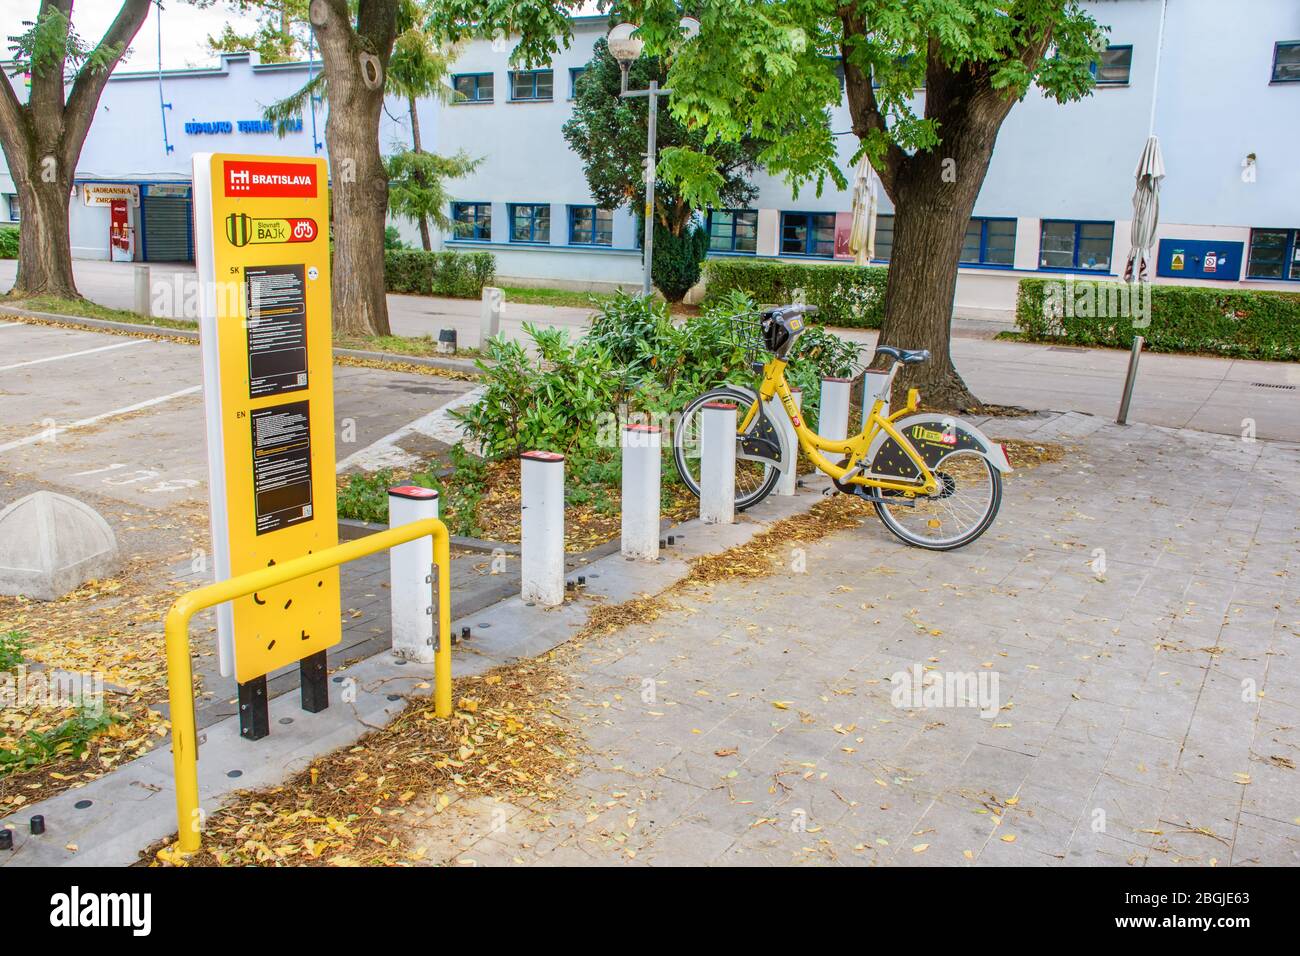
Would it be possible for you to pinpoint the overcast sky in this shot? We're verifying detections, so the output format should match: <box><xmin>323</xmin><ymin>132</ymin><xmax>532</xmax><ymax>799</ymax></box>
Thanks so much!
<box><xmin>0</xmin><ymin>1</ymin><xmax>264</xmax><ymax>72</ymax></box>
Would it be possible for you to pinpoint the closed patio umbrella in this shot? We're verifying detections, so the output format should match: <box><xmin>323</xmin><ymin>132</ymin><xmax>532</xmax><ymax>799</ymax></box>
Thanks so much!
<box><xmin>849</xmin><ymin>154</ymin><xmax>880</xmax><ymax>266</ymax></box>
<box><xmin>1123</xmin><ymin>134</ymin><xmax>1165</xmax><ymax>282</ymax></box>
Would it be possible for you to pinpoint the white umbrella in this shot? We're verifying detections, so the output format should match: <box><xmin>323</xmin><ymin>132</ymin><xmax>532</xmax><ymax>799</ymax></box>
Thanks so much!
<box><xmin>1123</xmin><ymin>134</ymin><xmax>1165</xmax><ymax>283</ymax></box>
<box><xmin>849</xmin><ymin>154</ymin><xmax>880</xmax><ymax>266</ymax></box>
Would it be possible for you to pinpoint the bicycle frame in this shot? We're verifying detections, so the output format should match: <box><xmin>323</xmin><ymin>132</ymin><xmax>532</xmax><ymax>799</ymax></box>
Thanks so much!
<box><xmin>739</xmin><ymin>357</ymin><xmax>940</xmax><ymax>497</ymax></box>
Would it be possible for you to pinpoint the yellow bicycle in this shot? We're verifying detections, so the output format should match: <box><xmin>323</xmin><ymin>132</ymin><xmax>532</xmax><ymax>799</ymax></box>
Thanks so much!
<box><xmin>673</xmin><ymin>304</ymin><xmax>1012</xmax><ymax>550</ymax></box>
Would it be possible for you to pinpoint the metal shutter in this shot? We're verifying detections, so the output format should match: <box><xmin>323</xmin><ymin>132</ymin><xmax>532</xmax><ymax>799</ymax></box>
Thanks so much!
<box><xmin>142</xmin><ymin>196</ymin><xmax>193</xmax><ymax>262</ymax></box>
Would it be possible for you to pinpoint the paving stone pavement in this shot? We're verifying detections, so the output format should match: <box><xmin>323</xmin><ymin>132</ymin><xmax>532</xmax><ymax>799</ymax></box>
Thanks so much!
<box><xmin>404</xmin><ymin>412</ymin><xmax>1300</xmax><ymax>867</ymax></box>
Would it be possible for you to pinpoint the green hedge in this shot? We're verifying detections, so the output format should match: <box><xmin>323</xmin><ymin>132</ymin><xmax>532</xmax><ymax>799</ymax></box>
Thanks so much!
<box><xmin>1016</xmin><ymin>278</ymin><xmax>1300</xmax><ymax>361</ymax></box>
<box><xmin>0</xmin><ymin>226</ymin><xmax>17</xmax><ymax>259</ymax></box>
<box><xmin>702</xmin><ymin>257</ymin><xmax>888</xmax><ymax>328</ymax></box>
<box><xmin>383</xmin><ymin>248</ymin><xmax>496</xmax><ymax>298</ymax></box>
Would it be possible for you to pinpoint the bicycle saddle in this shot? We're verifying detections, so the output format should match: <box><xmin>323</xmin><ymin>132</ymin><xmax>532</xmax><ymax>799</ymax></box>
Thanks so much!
<box><xmin>874</xmin><ymin>346</ymin><xmax>930</xmax><ymax>364</ymax></box>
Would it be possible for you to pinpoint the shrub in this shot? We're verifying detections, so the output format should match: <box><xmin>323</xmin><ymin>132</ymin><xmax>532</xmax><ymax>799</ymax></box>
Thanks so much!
<box><xmin>0</xmin><ymin>226</ymin><xmax>17</xmax><ymax>259</ymax></box>
<box><xmin>1015</xmin><ymin>278</ymin><xmax>1300</xmax><ymax>361</ymax></box>
<box><xmin>384</xmin><ymin>225</ymin><xmax>406</xmax><ymax>250</ymax></box>
<box><xmin>383</xmin><ymin>248</ymin><xmax>496</xmax><ymax>298</ymax></box>
<box><xmin>702</xmin><ymin>257</ymin><xmax>888</xmax><ymax>328</ymax></box>
<box><xmin>651</xmin><ymin>220</ymin><xmax>709</xmax><ymax>303</ymax></box>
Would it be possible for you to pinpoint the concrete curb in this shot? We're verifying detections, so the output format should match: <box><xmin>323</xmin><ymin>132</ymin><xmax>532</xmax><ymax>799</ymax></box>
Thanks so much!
<box><xmin>0</xmin><ymin>306</ymin><xmax>488</xmax><ymax>376</ymax></box>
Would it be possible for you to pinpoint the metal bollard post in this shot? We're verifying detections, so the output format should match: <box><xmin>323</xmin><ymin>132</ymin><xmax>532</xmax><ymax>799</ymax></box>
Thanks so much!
<box><xmin>134</xmin><ymin>264</ymin><xmax>151</xmax><ymax>317</ymax></box>
<box><xmin>480</xmin><ymin>286</ymin><xmax>503</xmax><ymax>349</ymax></box>
<box><xmin>621</xmin><ymin>424</ymin><xmax>661</xmax><ymax>560</ymax></box>
<box><xmin>861</xmin><ymin>369</ymin><xmax>891</xmax><ymax>421</ymax></box>
<box><xmin>819</xmin><ymin>377</ymin><xmax>852</xmax><ymax>442</ymax></box>
<box><xmin>700</xmin><ymin>402</ymin><xmax>737</xmax><ymax>525</ymax></box>
<box><xmin>388</xmin><ymin>485</ymin><xmax>440</xmax><ymax>662</ymax></box>
<box><xmin>776</xmin><ymin>388</ymin><xmax>802</xmax><ymax>497</ymax></box>
<box><xmin>521</xmin><ymin>450</ymin><xmax>565</xmax><ymax>605</ymax></box>
<box><xmin>1116</xmin><ymin>335</ymin><xmax>1145</xmax><ymax>425</ymax></box>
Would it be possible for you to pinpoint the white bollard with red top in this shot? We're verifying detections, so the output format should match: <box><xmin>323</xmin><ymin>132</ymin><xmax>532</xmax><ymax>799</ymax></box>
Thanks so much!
<box><xmin>776</xmin><ymin>387</ymin><xmax>802</xmax><ymax>496</ymax></box>
<box><xmin>699</xmin><ymin>401</ymin><xmax>737</xmax><ymax>525</ymax></box>
<box><xmin>819</xmin><ymin>377</ymin><xmax>852</xmax><ymax>442</ymax></box>
<box><xmin>520</xmin><ymin>450</ymin><xmax>565</xmax><ymax>606</ymax></box>
<box><xmin>388</xmin><ymin>484</ymin><xmax>441</xmax><ymax>662</ymax></box>
<box><xmin>621</xmin><ymin>424</ymin><xmax>661</xmax><ymax>560</ymax></box>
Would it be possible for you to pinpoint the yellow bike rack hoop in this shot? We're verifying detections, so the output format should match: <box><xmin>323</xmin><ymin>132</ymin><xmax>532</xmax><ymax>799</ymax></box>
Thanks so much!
<box><xmin>162</xmin><ymin>517</ymin><xmax>453</xmax><ymax>855</ymax></box>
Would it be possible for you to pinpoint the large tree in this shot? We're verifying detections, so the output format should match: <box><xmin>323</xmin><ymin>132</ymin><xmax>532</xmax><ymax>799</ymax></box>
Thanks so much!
<box><xmin>307</xmin><ymin>0</ymin><xmax>404</xmax><ymax>337</ymax></box>
<box><xmin>563</xmin><ymin>37</ymin><xmax>761</xmax><ymax>300</ymax></box>
<box><xmin>385</xmin><ymin>21</ymin><xmax>465</xmax><ymax>249</ymax></box>
<box><xmin>435</xmin><ymin>0</ymin><xmax>1103</xmax><ymax>409</ymax></box>
<box><xmin>0</xmin><ymin>1</ymin><xmax>152</xmax><ymax>300</ymax></box>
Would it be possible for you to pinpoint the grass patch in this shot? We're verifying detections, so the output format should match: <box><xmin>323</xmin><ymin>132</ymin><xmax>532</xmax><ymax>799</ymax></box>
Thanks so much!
<box><xmin>0</xmin><ymin>709</ymin><xmax>116</xmax><ymax>780</ymax></box>
<box><xmin>3</xmin><ymin>295</ymin><xmax>198</xmax><ymax>332</ymax></box>
<box><xmin>335</xmin><ymin>333</ymin><xmax>442</xmax><ymax>357</ymax></box>
<box><xmin>337</xmin><ymin>446</ymin><xmax>487</xmax><ymax>538</ymax></box>
<box><xmin>0</xmin><ymin>630</ymin><xmax>26</xmax><ymax>672</ymax></box>
<box><xmin>499</xmin><ymin>285</ymin><xmax>618</xmax><ymax>310</ymax></box>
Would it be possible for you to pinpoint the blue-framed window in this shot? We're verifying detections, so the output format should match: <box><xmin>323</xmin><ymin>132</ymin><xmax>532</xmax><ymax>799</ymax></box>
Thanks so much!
<box><xmin>569</xmin><ymin>67</ymin><xmax>588</xmax><ymax>98</ymax></box>
<box><xmin>780</xmin><ymin>211</ymin><xmax>835</xmax><ymax>257</ymax></box>
<box><xmin>568</xmin><ymin>205</ymin><xmax>612</xmax><ymax>246</ymax></box>
<box><xmin>1272</xmin><ymin>42</ymin><xmax>1300</xmax><ymax>83</ymax></box>
<box><xmin>5</xmin><ymin>194</ymin><xmax>18</xmax><ymax>221</ymax></box>
<box><xmin>961</xmin><ymin>217</ymin><xmax>1016</xmax><ymax>267</ymax></box>
<box><xmin>452</xmin><ymin>73</ymin><xmax>493</xmax><ymax>102</ymax></box>
<box><xmin>873</xmin><ymin>213</ymin><xmax>894</xmax><ymax>261</ymax></box>
<box><xmin>510</xmin><ymin>69</ymin><xmax>553</xmax><ymax>101</ymax></box>
<box><xmin>1246</xmin><ymin>228</ymin><xmax>1300</xmax><ymax>280</ymax></box>
<box><xmin>707</xmin><ymin>209</ymin><xmax>757</xmax><ymax>254</ymax></box>
<box><xmin>1092</xmin><ymin>45</ymin><xmax>1132</xmax><ymax>85</ymax></box>
<box><xmin>451</xmin><ymin>202</ymin><xmax>492</xmax><ymax>241</ymax></box>
<box><xmin>1039</xmin><ymin>220</ymin><xmax>1113</xmax><ymax>272</ymax></box>
<box><xmin>509</xmin><ymin>203</ymin><xmax>551</xmax><ymax>244</ymax></box>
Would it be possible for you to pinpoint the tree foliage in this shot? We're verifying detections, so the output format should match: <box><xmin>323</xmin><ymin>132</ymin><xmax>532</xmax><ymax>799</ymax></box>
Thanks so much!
<box><xmin>385</xmin><ymin>148</ymin><xmax>480</xmax><ymax>231</ymax></box>
<box><xmin>561</xmin><ymin>38</ymin><xmax>760</xmax><ymax>236</ymax></box>
<box><xmin>193</xmin><ymin>0</ymin><xmax>313</xmax><ymax>63</ymax></box>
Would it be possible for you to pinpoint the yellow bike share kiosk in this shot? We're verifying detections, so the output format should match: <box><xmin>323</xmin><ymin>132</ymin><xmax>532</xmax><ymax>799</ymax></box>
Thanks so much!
<box><xmin>161</xmin><ymin>154</ymin><xmax>451</xmax><ymax>853</ymax></box>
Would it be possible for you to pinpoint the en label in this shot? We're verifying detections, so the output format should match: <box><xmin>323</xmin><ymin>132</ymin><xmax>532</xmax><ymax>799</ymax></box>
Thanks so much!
<box><xmin>250</xmin><ymin>400</ymin><xmax>314</xmax><ymax>535</ymax></box>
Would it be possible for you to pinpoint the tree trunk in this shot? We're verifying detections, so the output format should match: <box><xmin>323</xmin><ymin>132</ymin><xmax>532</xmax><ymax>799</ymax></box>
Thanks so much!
<box><xmin>11</xmin><ymin>172</ymin><xmax>80</xmax><ymax>299</ymax></box>
<box><xmin>408</xmin><ymin>92</ymin><xmax>431</xmax><ymax>251</ymax></box>
<box><xmin>0</xmin><ymin>0</ymin><xmax>151</xmax><ymax>304</ymax></box>
<box><xmin>877</xmin><ymin>164</ymin><xmax>981</xmax><ymax>410</ymax></box>
<box><xmin>311</xmin><ymin>0</ymin><xmax>396</xmax><ymax>338</ymax></box>
<box><xmin>874</xmin><ymin>113</ymin><xmax>1006</xmax><ymax>412</ymax></box>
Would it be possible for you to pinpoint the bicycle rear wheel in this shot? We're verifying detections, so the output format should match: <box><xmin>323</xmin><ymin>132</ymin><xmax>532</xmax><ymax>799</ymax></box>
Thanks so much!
<box><xmin>872</xmin><ymin>449</ymin><xmax>1001</xmax><ymax>550</ymax></box>
<box><xmin>673</xmin><ymin>388</ymin><xmax>780</xmax><ymax>511</ymax></box>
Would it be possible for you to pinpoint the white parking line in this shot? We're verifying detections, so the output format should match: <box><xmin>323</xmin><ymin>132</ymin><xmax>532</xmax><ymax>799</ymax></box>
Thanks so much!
<box><xmin>0</xmin><ymin>338</ymin><xmax>144</xmax><ymax>372</ymax></box>
<box><xmin>0</xmin><ymin>384</ymin><xmax>203</xmax><ymax>454</ymax></box>
<box><xmin>0</xmin><ymin>322</ymin><xmax>20</xmax><ymax>330</ymax></box>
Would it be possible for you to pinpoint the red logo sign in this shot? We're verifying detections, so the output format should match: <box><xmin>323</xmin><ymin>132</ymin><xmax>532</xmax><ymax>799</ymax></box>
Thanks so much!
<box><xmin>223</xmin><ymin>160</ymin><xmax>318</xmax><ymax>198</ymax></box>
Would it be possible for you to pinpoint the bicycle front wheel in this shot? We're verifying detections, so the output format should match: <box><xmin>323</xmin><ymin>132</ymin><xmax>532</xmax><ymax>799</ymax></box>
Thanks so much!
<box><xmin>673</xmin><ymin>387</ymin><xmax>781</xmax><ymax>512</ymax></box>
<box><xmin>872</xmin><ymin>449</ymin><xmax>1001</xmax><ymax>550</ymax></box>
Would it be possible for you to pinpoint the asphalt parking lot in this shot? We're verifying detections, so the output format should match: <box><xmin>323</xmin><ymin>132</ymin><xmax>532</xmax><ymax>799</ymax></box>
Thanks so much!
<box><xmin>0</xmin><ymin>319</ymin><xmax>476</xmax><ymax>512</ymax></box>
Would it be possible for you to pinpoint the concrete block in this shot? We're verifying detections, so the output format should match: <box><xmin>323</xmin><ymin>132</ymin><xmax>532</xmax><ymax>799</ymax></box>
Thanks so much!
<box><xmin>0</xmin><ymin>491</ymin><xmax>120</xmax><ymax>600</ymax></box>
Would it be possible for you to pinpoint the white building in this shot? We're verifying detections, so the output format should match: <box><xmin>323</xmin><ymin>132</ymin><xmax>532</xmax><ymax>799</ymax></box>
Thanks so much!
<box><xmin>3</xmin><ymin>0</ymin><xmax>1299</xmax><ymax>318</ymax></box>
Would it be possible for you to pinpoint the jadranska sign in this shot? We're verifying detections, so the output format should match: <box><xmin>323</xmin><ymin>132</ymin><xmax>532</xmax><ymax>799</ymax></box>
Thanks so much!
<box><xmin>81</xmin><ymin>183</ymin><xmax>139</xmax><ymax>207</ymax></box>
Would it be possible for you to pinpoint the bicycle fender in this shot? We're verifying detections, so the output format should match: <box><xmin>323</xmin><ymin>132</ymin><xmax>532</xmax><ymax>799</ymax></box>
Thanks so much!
<box><xmin>867</xmin><ymin>413</ymin><xmax>1012</xmax><ymax>479</ymax></box>
<box><xmin>730</xmin><ymin>388</ymin><xmax>792</xmax><ymax>476</ymax></box>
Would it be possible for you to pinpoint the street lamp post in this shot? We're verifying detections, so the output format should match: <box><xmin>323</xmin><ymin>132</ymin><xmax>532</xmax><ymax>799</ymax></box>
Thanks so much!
<box><xmin>607</xmin><ymin>20</ymin><xmax>699</xmax><ymax>299</ymax></box>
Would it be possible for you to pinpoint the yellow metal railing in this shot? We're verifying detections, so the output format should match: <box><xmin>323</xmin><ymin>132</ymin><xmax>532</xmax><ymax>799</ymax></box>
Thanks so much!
<box><xmin>163</xmin><ymin>518</ymin><xmax>453</xmax><ymax>854</ymax></box>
